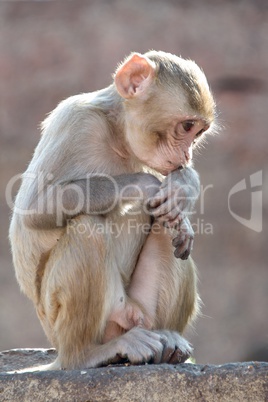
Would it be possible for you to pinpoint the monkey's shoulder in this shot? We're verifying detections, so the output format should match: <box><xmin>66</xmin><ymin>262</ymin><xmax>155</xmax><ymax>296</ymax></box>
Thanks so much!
<box><xmin>42</xmin><ymin>92</ymin><xmax>100</xmax><ymax>126</ymax></box>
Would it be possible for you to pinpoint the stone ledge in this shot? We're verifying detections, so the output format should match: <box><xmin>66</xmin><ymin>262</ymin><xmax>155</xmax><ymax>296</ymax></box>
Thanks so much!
<box><xmin>0</xmin><ymin>349</ymin><xmax>268</xmax><ymax>402</ymax></box>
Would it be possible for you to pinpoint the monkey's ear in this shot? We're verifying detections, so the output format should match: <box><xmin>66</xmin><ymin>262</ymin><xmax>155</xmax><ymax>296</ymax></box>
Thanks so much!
<box><xmin>114</xmin><ymin>53</ymin><xmax>156</xmax><ymax>99</ymax></box>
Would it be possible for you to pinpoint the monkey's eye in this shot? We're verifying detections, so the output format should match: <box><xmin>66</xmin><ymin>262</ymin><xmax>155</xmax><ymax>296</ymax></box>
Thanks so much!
<box><xmin>196</xmin><ymin>128</ymin><xmax>205</xmax><ymax>138</ymax></box>
<box><xmin>181</xmin><ymin>120</ymin><xmax>195</xmax><ymax>132</ymax></box>
<box><xmin>193</xmin><ymin>128</ymin><xmax>205</xmax><ymax>145</ymax></box>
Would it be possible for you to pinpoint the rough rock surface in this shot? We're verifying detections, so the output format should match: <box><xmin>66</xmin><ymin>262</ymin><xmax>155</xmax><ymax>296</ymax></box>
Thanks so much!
<box><xmin>0</xmin><ymin>349</ymin><xmax>267</xmax><ymax>402</ymax></box>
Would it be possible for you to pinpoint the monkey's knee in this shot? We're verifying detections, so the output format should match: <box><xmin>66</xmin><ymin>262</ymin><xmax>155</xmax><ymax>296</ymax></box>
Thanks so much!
<box><xmin>37</xmin><ymin>220</ymin><xmax>112</xmax><ymax>368</ymax></box>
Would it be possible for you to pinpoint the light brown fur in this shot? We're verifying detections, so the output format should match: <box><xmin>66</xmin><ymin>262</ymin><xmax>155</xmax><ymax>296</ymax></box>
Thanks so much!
<box><xmin>9</xmin><ymin>51</ymin><xmax>215</xmax><ymax>370</ymax></box>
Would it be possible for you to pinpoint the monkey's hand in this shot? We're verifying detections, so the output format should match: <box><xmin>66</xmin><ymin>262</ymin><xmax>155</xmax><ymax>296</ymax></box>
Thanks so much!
<box><xmin>147</xmin><ymin>167</ymin><xmax>199</xmax><ymax>259</ymax></box>
<box><xmin>147</xmin><ymin>168</ymin><xmax>199</xmax><ymax>221</ymax></box>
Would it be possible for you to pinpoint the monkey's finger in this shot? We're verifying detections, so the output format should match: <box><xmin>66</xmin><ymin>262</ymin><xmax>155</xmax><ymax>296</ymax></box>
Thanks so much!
<box><xmin>180</xmin><ymin>238</ymin><xmax>194</xmax><ymax>260</ymax></box>
<box><xmin>108</xmin><ymin>353</ymin><xmax>130</xmax><ymax>365</ymax></box>
<box><xmin>172</xmin><ymin>235</ymin><xmax>185</xmax><ymax>248</ymax></box>
<box><xmin>166</xmin><ymin>207</ymin><xmax>184</xmax><ymax>221</ymax></box>
<box><xmin>140</xmin><ymin>336</ymin><xmax>167</xmax><ymax>365</ymax></box>
<box><xmin>161</xmin><ymin>345</ymin><xmax>176</xmax><ymax>363</ymax></box>
<box><xmin>147</xmin><ymin>189</ymin><xmax>167</xmax><ymax>208</ymax></box>
<box><xmin>180</xmin><ymin>249</ymin><xmax>191</xmax><ymax>260</ymax></box>
<box><xmin>174</xmin><ymin>238</ymin><xmax>191</xmax><ymax>259</ymax></box>
<box><xmin>157</xmin><ymin>210</ymin><xmax>183</xmax><ymax>226</ymax></box>
<box><xmin>161</xmin><ymin>213</ymin><xmax>184</xmax><ymax>229</ymax></box>
<box><xmin>174</xmin><ymin>242</ymin><xmax>190</xmax><ymax>259</ymax></box>
<box><xmin>172</xmin><ymin>234</ymin><xmax>186</xmax><ymax>248</ymax></box>
<box><xmin>148</xmin><ymin>204</ymin><xmax>170</xmax><ymax>218</ymax></box>
<box><xmin>150</xmin><ymin>346</ymin><xmax>165</xmax><ymax>364</ymax></box>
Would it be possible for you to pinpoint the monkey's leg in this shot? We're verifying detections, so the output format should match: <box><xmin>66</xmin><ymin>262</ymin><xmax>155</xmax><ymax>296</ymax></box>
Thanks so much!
<box><xmin>128</xmin><ymin>221</ymin><xmax>199</xmax><ymax>363</ymax></box>
<box><xmin>37</xmin><ymin>215</ymin><xmax>167</xmax><ymax>369</ymax></box>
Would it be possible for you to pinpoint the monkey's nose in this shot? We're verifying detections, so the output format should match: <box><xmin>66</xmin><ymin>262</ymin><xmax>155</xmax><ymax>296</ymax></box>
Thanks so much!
<box><xmin>185</xmin><ymin>147</ymin><xmax>193</xmax><ymax>163</ymax></box>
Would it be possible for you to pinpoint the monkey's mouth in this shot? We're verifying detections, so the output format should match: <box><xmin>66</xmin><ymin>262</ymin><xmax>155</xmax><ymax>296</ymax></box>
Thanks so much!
<box><xmin>157</xmin><ymin>165</ymin><xmax>184</xmax><ymax>176</ymax></box>
<box><xmin>153</xmin><ymin>168</ymin><xmax>169</xmax><ymax>176</ymax></box>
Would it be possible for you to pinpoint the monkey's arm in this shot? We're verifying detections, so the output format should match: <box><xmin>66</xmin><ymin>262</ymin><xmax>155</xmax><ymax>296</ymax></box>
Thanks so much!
<box><xmin>148</xmin><ymin>166</ymin><xmax>200</xmax><ymax>259</ymax></box>
<box><xmin>20</xmin><ymin>173</ymin><xmax>161</xmax><ymax>230</ymax></box>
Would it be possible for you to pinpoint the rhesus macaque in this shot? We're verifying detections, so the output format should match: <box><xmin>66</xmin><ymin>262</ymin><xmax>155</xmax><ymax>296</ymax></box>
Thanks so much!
<box><xmin>9</xmin><ymin>50</ymin><xmax>215</xmax><ymax>370</ymax></box>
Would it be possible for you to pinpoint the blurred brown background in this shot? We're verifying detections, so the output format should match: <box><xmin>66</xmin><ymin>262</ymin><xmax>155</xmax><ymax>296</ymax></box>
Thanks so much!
<box><xmin>0</xmin><ymin>0</ymin><xmax>267</xmax><ymax>364</ymax></box>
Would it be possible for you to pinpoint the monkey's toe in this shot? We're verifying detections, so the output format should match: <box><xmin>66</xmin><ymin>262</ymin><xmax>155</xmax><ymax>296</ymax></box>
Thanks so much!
<box><xmin>167</xmin><ymin>347</ymin><xmax>191</xmax><ymax>364</ymax></box>
<box><xmin>154</xmin><ymin>330</ymin><xmax>192</xmax><ymax>364</ymax></box>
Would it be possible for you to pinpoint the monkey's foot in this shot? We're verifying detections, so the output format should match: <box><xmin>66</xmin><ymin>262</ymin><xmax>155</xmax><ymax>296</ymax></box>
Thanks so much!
<box><xmin>86</xmin><ymin>327</ymin><xmax>167</xmax><ymax>368</ymax></box>
<box><xmin>88</xmin><ymin>328</ymin><xmax>192</xmax><ymax>368</ymax></box>
<box><xmin>107</xmin><ymin>328</ymin><xmax>192</xmax><ymax>366</ymax></box>
<box><xmin>108</xmin><ymin>327</ymin><xmax>167</xmax><ymax>365</ymax></box>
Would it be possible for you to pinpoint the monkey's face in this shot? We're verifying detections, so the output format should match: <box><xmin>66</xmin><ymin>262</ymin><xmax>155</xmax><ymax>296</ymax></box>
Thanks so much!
<box><xmin>123</xmin><ymin>85</ymin><xmax>211</xmax><ymax>175</ymax></box>
<box><xmin>114</xmin><ymin>51</ymin><xmax>215</xmax><ymax>174</ymax></box>
<box><xmin>149</xmin><ymin>118</ymin><xmax>209</xmax><ymax>175</ymax></box>
<box><xmin>125</xmin><ymin>109</ymin><xmax>210</xmax><ymax>175</ymax></box>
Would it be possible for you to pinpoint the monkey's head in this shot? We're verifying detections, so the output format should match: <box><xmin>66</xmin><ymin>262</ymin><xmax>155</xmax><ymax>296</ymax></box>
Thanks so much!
<box><xmin>114</xmin><ymin>50</ymin><xmax>216</xmax><ymax>176</ymax></box>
